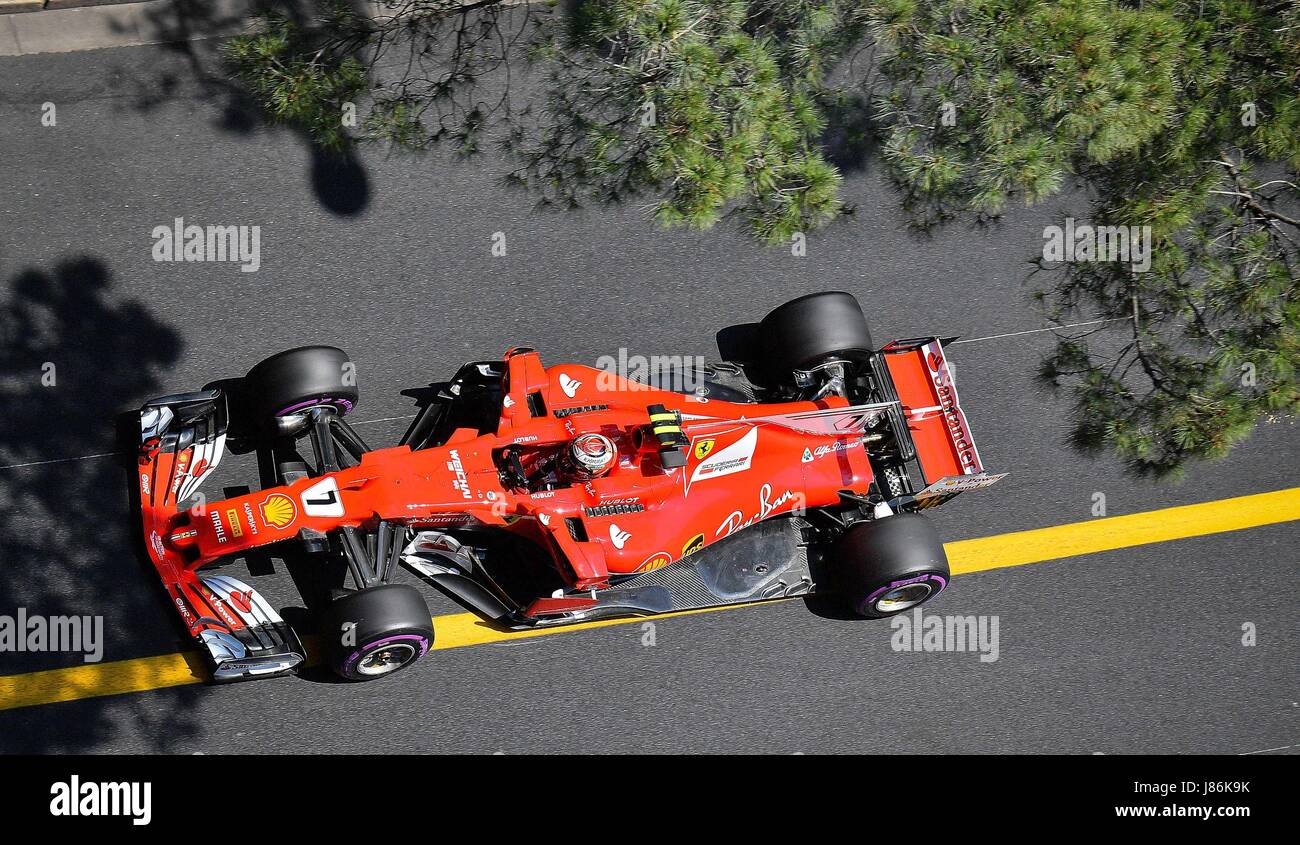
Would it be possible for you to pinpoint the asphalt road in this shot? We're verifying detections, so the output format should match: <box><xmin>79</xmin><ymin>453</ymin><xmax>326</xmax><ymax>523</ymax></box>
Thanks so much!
<box><xmin>0</xmin><ymin>39</ymin><xmax>1296</xmax><ymax>754</ymax></box>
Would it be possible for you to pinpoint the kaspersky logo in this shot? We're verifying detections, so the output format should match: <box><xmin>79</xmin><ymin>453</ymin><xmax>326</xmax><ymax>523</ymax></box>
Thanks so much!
<box><xmin>259</xmin><ymin>494</ymin><xmax>297</xmax><ymax>529</ymax></box>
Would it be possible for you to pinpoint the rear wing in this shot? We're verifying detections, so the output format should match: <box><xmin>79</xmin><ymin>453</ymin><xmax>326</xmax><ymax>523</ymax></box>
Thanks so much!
<box><xmin>876</xmin><ymin>337</ymin><xmax>1000</xmax><ymax>492</ymax></box>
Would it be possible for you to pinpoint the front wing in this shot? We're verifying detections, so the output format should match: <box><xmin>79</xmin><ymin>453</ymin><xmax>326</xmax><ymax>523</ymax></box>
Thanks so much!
<box><xmin>138</xmin><ymin>390</ymin><xmax>305</xmax><ymax>681</ymax></box>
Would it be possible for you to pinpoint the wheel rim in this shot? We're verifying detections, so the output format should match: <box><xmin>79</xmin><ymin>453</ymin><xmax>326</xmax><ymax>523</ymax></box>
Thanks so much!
<box><xmin>274</xmin><ymin>396</ymin><xmax>354</xmax><ymax>418</ymax></box>
<box><xmin>357</xmin><ymin>642</ymin><xmax>417</xmax><ymax>677</ymax></box>
<box><xmin>873</xmin><ymin>582</ymin><xmax>933</xmax><ymax>614</ymax></box>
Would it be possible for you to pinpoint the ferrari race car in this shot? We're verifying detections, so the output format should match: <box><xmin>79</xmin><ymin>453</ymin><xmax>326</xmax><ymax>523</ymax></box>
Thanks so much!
<box><xmin>137</xmin><ymin>292</ymin><xmax>1004</xmax><ymax>682</ymax></box>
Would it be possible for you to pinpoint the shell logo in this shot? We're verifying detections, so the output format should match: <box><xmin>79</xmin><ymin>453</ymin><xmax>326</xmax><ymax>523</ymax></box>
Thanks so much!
<box><xmin>259</xmin><ymin>494</ymin><xmax>297</xmax><ymax>529</ymax></box>
<box><xmin>639</xmin><ymin>552</ymin><xmax>672</xmax><ymax>572</ymax></box>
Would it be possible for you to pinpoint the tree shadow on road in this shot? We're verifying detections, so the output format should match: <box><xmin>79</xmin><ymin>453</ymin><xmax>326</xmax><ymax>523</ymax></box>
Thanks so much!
<box><xmin>0</xmin><ymin>257</ymin><xmax>205</xmax><ymax>752</ymax></box>
<box><xmin>110</xmin><ymin>0</ymin><xmax>372</xmax><ymax>217</ymax></box>
<box><xmin>819</xmin><ymin>91</ymin><xmax>879</xmax><ymax>177</ymax></box>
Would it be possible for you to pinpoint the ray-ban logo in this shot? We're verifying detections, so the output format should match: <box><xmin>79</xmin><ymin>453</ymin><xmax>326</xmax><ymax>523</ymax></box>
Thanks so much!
<box><xmin>151</xmin><ymin>217</ymin><xmax>261</xmax><ymax>273</ymax></box>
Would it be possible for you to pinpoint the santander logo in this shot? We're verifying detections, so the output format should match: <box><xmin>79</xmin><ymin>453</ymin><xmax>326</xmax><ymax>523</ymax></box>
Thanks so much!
<box><xmin>926</xmin><ymin>345</ymin><xmax>979</xmax><ymax>473</ymax></box>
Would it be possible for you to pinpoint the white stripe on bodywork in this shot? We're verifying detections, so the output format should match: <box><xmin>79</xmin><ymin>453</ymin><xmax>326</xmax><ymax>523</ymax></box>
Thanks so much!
<box><xmin>740</xmin><ymin>401</ymin><xmax>897</xmax><ymax>435</ymax></box>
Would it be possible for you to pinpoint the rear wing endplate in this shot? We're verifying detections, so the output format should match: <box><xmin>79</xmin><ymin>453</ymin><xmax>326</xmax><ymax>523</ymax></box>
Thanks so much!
<box><xmin>877</xmin><ymin>337</ymin><xmax>991</xmax><ymax>486</ymax></box>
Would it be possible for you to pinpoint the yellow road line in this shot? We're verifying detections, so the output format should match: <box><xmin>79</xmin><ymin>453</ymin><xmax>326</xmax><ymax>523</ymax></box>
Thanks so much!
<box><xmin>0</xmin><ymin>651</ymin><xmax>209</xmax><ymax>712</ymax></box>
<box><xmin>945</xmin><ymin>485</ymin><xmax>1300</xmax><ymax>574</ymax></box>
<box><xmin>2</xmin><ymin>486</ymin><xmax>1297</xmax><ymax>712</ymax></box>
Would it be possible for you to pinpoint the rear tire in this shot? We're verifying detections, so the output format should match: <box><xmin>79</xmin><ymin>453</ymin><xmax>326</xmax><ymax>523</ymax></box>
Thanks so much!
<box><xmin>243</xmin><ymin>345</ymin><xmax>358</xmax><ymax>428</ymax></box>
<box><xmin>829</xmin><ymin>514</ymin><xmax>949</xmax><ymax>619</ymax></box>
<box><xmin>322</xmin><ymin>585</ymin><xmax>434</xmax><ymax>681</ymax></box>
<box><xmin>757</xmin><ymin>292</ymin><xmax>874</xmax><ymax>384</ymax></box>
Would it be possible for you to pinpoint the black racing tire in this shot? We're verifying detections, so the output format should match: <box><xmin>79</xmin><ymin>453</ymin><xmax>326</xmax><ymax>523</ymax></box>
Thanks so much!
<box><xmin>243</xmin><ymin>345</ymin><xmax>358</xmax><ymax>426</ymax></box>
<box><xmin>830</xmin><ymin>514</ymin><xmax>950</xmax><ymax>619</ymax></box>
<box><xmin>757</xmin><ymin>291</ymin><xmax>874</xmax><ymax>384</ymax></box>
<box><xmin>321</xmin><ymin>584</ymin><xmax>434</xmax><ymax>682</ymax></box>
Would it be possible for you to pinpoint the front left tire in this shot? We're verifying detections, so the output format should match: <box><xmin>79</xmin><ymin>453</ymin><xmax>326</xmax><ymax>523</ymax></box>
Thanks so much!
<box><xmin>321</xmin><ymin>585</ymin><xmax>434</xmax><ymax>681</ymax></box>
<box><xmin>243</xmin><ymin>345</ymin><xmax>358</xmax><ymax>429</ymax></box>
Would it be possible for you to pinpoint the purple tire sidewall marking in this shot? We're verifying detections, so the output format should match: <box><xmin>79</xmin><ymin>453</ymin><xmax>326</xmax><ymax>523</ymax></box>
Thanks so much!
<box><xmin>275</xmin><ymin>397</ymin><xmax>355</xmax><ymax>417</ymax></box>
<box><xmin>861</xmin><ymin>572</ymin><xmax>947</xmax><ymax>615</ymax></box>
<box><xmin>343</xmin><ymin>633</ymin><xmax>431</xmax><ymax>675</ymax></box>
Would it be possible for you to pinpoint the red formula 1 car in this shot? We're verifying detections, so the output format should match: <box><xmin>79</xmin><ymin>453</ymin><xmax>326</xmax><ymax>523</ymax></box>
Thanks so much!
<box><xmin>136</xmin><ymin>292</ymin><xmax>1004</xmax><ymax>681</ymax></box>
